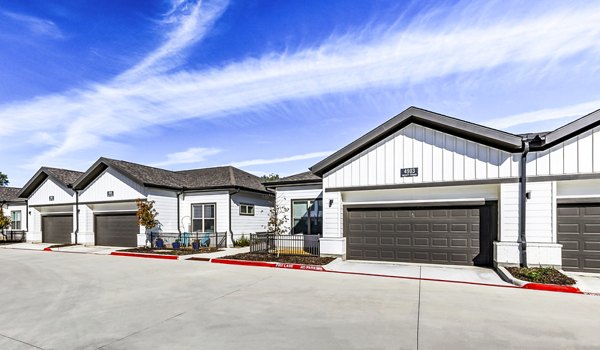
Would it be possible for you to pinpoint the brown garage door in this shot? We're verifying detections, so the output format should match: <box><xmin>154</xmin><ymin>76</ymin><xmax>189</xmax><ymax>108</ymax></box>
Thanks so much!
<box><xmin>345</xmin><ymin>203</ymin><xmax>496</xmax><ymax>266</ymax></box>
<box><xmin>557</xmin><ymin>204</ymin><xmax>600</xmax><ymax>273</ymax></box>
<box><xmin>42</xmin><ymin>215</ymin><xmax>73</xmax><ymax>244</ymax></box>
<box><xmin>95</xmin><ymin>213</ymin><xmax>139</xmax><ymax>247</ymax></box>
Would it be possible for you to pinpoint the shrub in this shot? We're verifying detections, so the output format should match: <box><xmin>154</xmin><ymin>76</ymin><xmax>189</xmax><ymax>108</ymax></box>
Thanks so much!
<box><xmin>234</xmin><ymin>234</ymin><xmax>250</xmax><ymax>247</ymax></box>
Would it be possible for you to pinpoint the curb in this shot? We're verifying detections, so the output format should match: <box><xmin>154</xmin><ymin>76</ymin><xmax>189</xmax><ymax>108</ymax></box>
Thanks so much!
<box><xmin>110</xmin><ymin>251</ymin><xmax>179</xmax><ymax>260</ymax></box>
<box><xmin>211</xmin><ymin>258</ymin><xmax>326</xmax><ymax>271</ymax></box>
<box><xmin>496</xmin><ymin>266</ymin><xmax>584</xmax><ymax>294</ymax></box>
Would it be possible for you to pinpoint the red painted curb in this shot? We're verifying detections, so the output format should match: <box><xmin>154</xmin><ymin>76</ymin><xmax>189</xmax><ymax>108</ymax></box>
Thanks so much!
<box><xmin>522</xmin><ymin>283</ymin><xmax>583</xmax><ymax>294</ymax></box>
<box><xmin>322</xmin><ymin>268</ymin><xmax>518</xmax><ymax>289</ymax></box>
<box><xmin>43</xmin><ymin>247</ymin><xmax>52</xmax><ymax>251</ymax></box>
<box><xmin>210</xmin><ymin>258</ymin><xmax>326</xmax><ymax>271</ymax></box>
<box><xmin>110</xmin><ymin>252</ymin><xmax>179</xmax><ymax>260</ymax></box>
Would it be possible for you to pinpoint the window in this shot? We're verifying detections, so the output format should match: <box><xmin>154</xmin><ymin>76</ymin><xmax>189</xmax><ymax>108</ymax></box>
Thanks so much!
<box><xmin>192</xmin><ymin>204</ymin><xmax>215</xmax><ymax>233</ymax></box>
<box><xmin>10</xmin><ymin>211</ymin><xmax>21</xmax><ymax>230</ymax></box>
<box><xmin>240</xmin><ymin>203</ymin><xmax>255</xmax><ymax>216</ymax></box>
<box><xmin>291</xmin><ymin>199</ymin><xmax>323</xmax><ymax>235</ymax></box>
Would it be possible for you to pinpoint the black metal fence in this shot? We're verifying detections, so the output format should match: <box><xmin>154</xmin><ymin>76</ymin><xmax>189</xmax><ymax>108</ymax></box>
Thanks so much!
<box><xmin>0</xmin><ymin>230</ymin><xmax>26</xmax><ymax>243</ymax></box>
<box><xmin>250</xmin><ymin>233</ymin><xmax>320</xmax><ymax>256</ymax></box>
<box><xmin>150</xmin><ymin>232</ymin><xmax>227</xmax><ymax>249</ymax></box>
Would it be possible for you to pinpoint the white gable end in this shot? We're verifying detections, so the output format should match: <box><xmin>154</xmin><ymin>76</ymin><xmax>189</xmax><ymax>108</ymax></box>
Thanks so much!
<box><xmin>79</xmin><ymin>167</ymin><xmax>146</xmax><ymax>203</ymax></box>
<box><xmin>528</xmin><ymin>125</ymin><xmax>600</xmax><ymax>176</ymax></box>
<box><xmin>324</xmin><ymin>123</ymin><xmax>519</xmax><ymax>189</ymax></box>
<box><xmin>29</xmin><ymin>177</ymin><xmax>75</xmax><ymax>206</ymax></box>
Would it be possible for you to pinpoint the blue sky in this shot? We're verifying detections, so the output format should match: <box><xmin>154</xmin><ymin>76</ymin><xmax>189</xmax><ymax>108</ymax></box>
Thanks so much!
<box><xmin>1</xmin><ymin>0</ymin><xmax>600</xmax><ymax>187</ymax></box>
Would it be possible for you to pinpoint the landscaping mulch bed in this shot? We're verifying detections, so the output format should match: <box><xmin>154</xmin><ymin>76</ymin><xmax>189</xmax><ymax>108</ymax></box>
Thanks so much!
<box><xmin>507</xmin><ymin>267</ymin><xmax>576</xmax><ymax>286</ymax></box>
<box><xmin>119</xmin><ymin>247</ymin><xmax>221</xmax><ymax>256</ymax></box>
<box><xmin>221</xmin><ymin>253</ymin><xmax>336</xmax><ymax>265</ymax></box>
<box><xmin>47</xmin><ymin>243</ymin><xmax>78</xmax><ymax>249</ymax></box>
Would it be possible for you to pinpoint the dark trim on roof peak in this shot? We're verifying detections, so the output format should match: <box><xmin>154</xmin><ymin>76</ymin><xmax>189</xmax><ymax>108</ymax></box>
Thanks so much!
<box><xmin>310</xmin><ymin>106</ymin><xmax>524</xmax><ymax>176</ymax></box>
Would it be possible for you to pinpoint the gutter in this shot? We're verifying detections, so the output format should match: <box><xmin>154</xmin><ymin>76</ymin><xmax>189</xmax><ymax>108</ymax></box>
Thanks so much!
<box><xmin>228</xmin><ymin>188</ymin><xmax>241</xmax><ymax>247</ymax></box>
<box><xmin>70</xmin><ymin>187</ymin><xmax>80</xmax><ymax>245</ymax></box>
<box><xmin>26</xmin><ymin>199</ymin><xmax>29</xmax><ymax>232</ymax></box>
<box><xmin>519</xmin><ymin>141</ymin><xmax>530</xmax><ymax>267</ymax></box>
<box><xmin>176</xmin><ymin>188</ymin><xmax>184</xmax><ymax>234</ymax></box>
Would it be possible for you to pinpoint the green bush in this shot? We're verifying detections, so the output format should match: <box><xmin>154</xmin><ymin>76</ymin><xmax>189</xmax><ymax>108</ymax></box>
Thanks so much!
<box><xmin>234</xmin><ymin>234</ymin><xmax>250</xmax><ymax>247</ymax></box>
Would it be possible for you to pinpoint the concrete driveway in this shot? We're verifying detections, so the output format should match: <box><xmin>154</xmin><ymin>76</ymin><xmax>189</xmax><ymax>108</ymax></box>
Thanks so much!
<box><xmin>0</xmin><ymin>250</ymin><xmax>599</xmax><ymax>350</ymax></box>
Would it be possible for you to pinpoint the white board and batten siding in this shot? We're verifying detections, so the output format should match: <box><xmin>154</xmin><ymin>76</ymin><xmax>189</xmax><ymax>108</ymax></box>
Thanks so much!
<box><xmin>28</xmin><ymin>177</ymin><xmax>75</xmax><ymax>206</ymax></box>
<box><xmin>528</xmin><ymin>126</ymin><xmax>600</xmax><ymax>176</ymax></box>
<box><xmin>79</xmin><ymin>167</ymin><xmax>146</xmax><ymax>203</ymax></box>
<box><xmin>275</xmin><ymin>184</ymin><xmax>323</xmax><ymax>235</ymax></box>
<box><xmin>230</xmin><ymin>192</ymin><xmax>273</xmax><ymax>240</ymax></box>
<box><xmin>323</xmin><ymin>124</ymin><xmax>519</xmax><ymax>189</ymax></box>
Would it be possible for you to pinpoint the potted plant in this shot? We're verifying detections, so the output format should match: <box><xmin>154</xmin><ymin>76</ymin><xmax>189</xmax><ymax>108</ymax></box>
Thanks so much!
<box><xmin>155</xmin><ymin>237</ymin><xmax>165</xmax><ymax>249</ymax></box>
<box><xmin>172</xmin><ymin>239</ymin><xmax>181</xmax><ymax>250</ymax></box>
<box><xmin>192</xmin><ymin>239</ymin><xmax>200</xmax><ymax>250</ymax></box>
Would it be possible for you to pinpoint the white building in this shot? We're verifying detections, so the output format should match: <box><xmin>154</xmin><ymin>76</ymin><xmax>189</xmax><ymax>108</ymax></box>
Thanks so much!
<box><xmin>271</xmin><ymin>106</ymin><xmax>600</xmax><ymax>273</ymax></box>
<box><xmin>17</xmin><ymin>158</ymin><xmax>273</xmax><ymax>247</ymax></box>
<box><xmin>0</xmin><ymin>187</ymin><xmax>27</xmax><ymax>241</ymax></box>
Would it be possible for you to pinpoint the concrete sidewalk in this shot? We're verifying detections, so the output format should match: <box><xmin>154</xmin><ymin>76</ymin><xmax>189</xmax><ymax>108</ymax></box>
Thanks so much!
<box><xmin>325</xmin><ymin>259</ymin><xmax>513</xmax><ymax>286</ymax></box>
<box><xmin>0</xmin><ymin>242</ymin><xmax>53</xmax><ymax>251</ymax></box>
<box><xmin>51</xmin><ymin>245</ymin><xmax>122</xmax><ymax>255</ymax></box>
<box><xmin>565</xmin><ymin>271</ymin><xmax>600</xmax><ymax>294</ymax></box>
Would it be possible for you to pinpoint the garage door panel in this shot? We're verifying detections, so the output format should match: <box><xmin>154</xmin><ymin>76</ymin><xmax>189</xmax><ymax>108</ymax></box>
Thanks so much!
<box><xmin>42</xmin><ymin>215</ymin><xmax>73</xmax><ymax>244</ymax></box>
<box><xmin>584</xmin><ymin>258</ymin><xmax>600</xmax><ymax>269</ymax></box>
<box><xmin>558</xmin><ymin>203</ymin><xmax>600</xmax><ymax>273</ymax></box>
<box><xmin>95</xmin><ymin>214</ymin><xmax>138</xmax><ymax>247</ymax></box>
<box><xmin>584</xmin><ymin>224</ymin><xmax>600</xmax><ymax>233</ymax></box>
<box><xmin>346</xmin><ymin>204</ymin><xmax>494</xmax><ymax>266</ymax></box>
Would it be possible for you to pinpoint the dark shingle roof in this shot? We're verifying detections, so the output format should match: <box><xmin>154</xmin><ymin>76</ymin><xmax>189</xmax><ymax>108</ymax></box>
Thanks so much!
<box><xmin>0</xmin><ymin>187</ymin><xmax>24</xmax><ymax>202</ymax></box>
<box><xmin>43</xmin><ymin>167</ymin><xmax>84</xmax><ymax>186</ymax></box>
<box><xmin>75</xmin><ymin>158</ymin><xmax>271</xmax><ymax>194</ymax></box>
<box><xmin>264</xmin><ymin>171</ymin><xmax>322</xmax><ymax>186</ymax></box>
<box><xmin>102</xmin><ymin>159</ymin><xmax>182</xmax><ymax>189</ymax></box>
<box><xmin>177</xmin><ymin>166</ymin><xmax>268</xmax><ymax>192</ymax></box>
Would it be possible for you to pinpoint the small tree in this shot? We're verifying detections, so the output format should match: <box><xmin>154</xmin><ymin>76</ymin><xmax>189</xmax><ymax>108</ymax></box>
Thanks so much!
<box><xmin>136</xmin><ymin>199</ymin><xmax>158</xmax><ymax>246</ymax></box>
<box><xmin>260</xmin><ymin>173</ymin><xmax>280</xmax><ymax>182</ymax></box>
<box><xmin>265</xmin><ymin>198</ymin><xmax>289</xmax><ymax>235</ymax></box>
<box><xmin>0</xmin><ymin>207</ymin><xmax>11</xmax><ymax>236</ymax></box>
<box><xmin>0</xmin><ymin>172</ymin><xmax>8</xmax><ymax>187</ymax></box>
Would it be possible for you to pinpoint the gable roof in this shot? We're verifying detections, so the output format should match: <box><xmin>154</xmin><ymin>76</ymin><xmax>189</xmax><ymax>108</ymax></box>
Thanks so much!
<box><xmin>0</xmin><ymin>187</ymin><xmax>25</xmax><ymax>203</ymax></box>
<box><xmin>17</xmin><ymin>167</ymin><xmax>84</xmax><ymax>198</ymax></box>
<box><xmin>73</xmin><ymin>157</ymin><xmax>272</xmax><ymax>194</ymax></box>
<box><xmin>310</xmin><ymin>106</ymin><xmax>525</xmax><ymax>176</ymax></box>
<box><xmin>534</xmin><ymin>108</ymin><xmax>600</xmax><ymax>149</ymax></box>
<box><xmin>263</xmin><ymin>171</ymin><xmax>322</xmax><ymax>187</ymax></box>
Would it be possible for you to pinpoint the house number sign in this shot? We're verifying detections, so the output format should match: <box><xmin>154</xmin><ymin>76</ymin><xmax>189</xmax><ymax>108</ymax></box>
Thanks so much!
<box><xmin>400</xmin><ymin>167</ymin><xmax>418</xmax><ymax>177</ymax></box>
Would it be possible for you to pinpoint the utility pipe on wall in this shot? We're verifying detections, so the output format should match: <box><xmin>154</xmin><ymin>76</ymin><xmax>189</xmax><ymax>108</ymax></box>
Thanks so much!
<box><xmin>519</xmin><ymin>141</ymin><xmax>530</xmax><ymax>268</ymax></box>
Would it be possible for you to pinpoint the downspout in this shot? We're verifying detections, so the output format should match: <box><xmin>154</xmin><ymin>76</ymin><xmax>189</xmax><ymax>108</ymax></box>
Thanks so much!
<box><xmin>176</xmin><ymin>188</ymin><xmax>183</xmax><ymax>234</ymax></box>
<box><xmin>519</xmin><ymin>141</ymin><xmax>530</xmax><ymax>268</ymax></box>
<box><xmin>25</xmin><ymin>200</ymin><xmax>29</xmax><ymax>232</ymax></box>
<box><xmin>74</xmin><ymin>189</ymin><xmax>79</xmax><ymax>245</ymax></box>
<box><xmin>229</xmin><ymin>188</ymin><xmax>241</xmax><ymax>247</ymax></box>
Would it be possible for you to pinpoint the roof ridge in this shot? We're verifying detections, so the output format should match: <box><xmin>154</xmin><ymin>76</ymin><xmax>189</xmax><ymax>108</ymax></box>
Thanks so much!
<box><xmin>102</xmin><ymin>157</ymin><xmax>178</xmax><ymax>174</ymax></box>
<box><xmin>229</xmin><ymin>166</ymin><xmax>236</xmax><ymax>186</ymax></box>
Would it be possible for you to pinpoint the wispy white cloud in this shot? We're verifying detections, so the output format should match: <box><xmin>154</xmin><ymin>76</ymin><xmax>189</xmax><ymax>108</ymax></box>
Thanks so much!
<box><xmin>120</xmin><ymin>0</ymin><xmax>229</xmax><ymax>80</ymax></box>
<box><xmin>1</xmin><ymin>10</ymin><xmax>64</xmax><ymax>39</ymax></box>
<box><xmin>485</xmin><ymin>100</ymin><xmax>600</xmax><ymax>130</ymax></box>
<box><xmin>2</xmin><ymin>1</ymin><xmax>600</xmax><ymax>169</ymax></box>
<box><xmin>231</xmin><ymin>151</ymin><xmax>333</xmax><ymax>168</ymax></box>
<box><xmin>152</xmin><ymin>147</ymin><xmax>222</xmax><ymax>167</ymax></box>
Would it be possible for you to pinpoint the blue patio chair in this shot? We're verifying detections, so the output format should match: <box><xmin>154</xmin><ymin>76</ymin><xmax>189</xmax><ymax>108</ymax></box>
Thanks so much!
<box><xmin>200</xmin><ymin>232</ymin><xmax>211</xmax><ymax>247</ymax></box>
<box><xmin>181</xmin><ymin>232</ymin><xmax>191</xmax><ymax>247</ymax></box>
